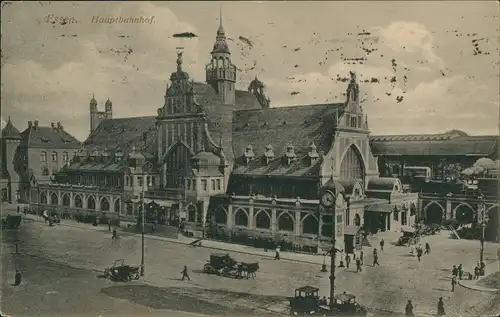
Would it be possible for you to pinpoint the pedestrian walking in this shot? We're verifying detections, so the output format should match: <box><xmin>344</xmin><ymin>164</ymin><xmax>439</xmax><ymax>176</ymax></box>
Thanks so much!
<box><xmin>452</xmin><ymin>265</ymin><xmax>458</xmax><ymax>277</ymax></box>
<box><xmin>152</xmin><ymin>221</ymin><xmax>156</xmax><ymax>233</ymax></box>
<box><xmin>14</xmin><ymin>270</ymin><xmax>22</xmax><ymax>286</ymax></box>
<box><xmin>425</xmin><ymin>242</ymin><xmax>431</xmax><ymax>255</ymax></box>
<box><xmin>112</xmin><ymin>228</ymin><xmax>117</xmax><ymax>240</ymax></box>
<box><xmin>108</xmin><ymin>219</ymin><xmax>111</xmax><ymax>232</ymax></box>
<box><xmin>405</xmin><ymin>300</ymin><xmax>414</xmax><ymax>317</ymax></box>
<box><xmin>458</xmin><ymin>264</ymin><xmax>463</xmax><ymax>280</ymax></box>
<box><xmin>355</xmin><ymin>257</ymin><xmax>362</xmax><ymax>272</ymax></box>
<box><xmin>181</xmin><ymin>265</ymin><xmax>190</xmax><ymax>281</ymax></box>
<box><xmin>373</xmin><ymin>253</ymin><xmax>380</xmax><ymax>266</ymax></box>
<box><xmin>345</xmin><ymin>253</ymin><xmax>351</xmax><ymax>269</ymax></box>
<box><xmin>360</xmin><ymin>251</ymin><xmax>364</xmax><ymax>265</ymax></box>
<box><xmin>451</xmin><ymin>276</ymin><xmax>457</xmax><ymax>292</ymax></box>
<box><xmin>416</xmin><ymin>248</ymin><xmax>423</xmax><ymax>262</ymax></box>
<box><xmin>474</xmin><ymin>265</ymin><xmax>480</xmax><ymax>280</ymax></box>
<box><xmin>380</xmin><ymin>238</ymin><xmax>385</xmax><ymax>251</ymax></box>
<box><xmin>437</xmin><ymin>297</ymin><xmax>445</xmax><ymax>316</ymax></box>
<box><xmin>274</xmin><ymin>245</ymin><xmax>281</xmax><ymax>260</ymax></box>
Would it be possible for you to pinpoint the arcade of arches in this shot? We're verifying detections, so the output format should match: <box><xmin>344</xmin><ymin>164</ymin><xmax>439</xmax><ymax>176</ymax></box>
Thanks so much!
<box><xmin>35</xmin><ymin>191</ymin><xmax>122</xmax><ymax>214</ymax></box>
<box><xmin>211</xmin><ymin>205</ymin><xmax>321</xmax><ymax>236</ymax></box>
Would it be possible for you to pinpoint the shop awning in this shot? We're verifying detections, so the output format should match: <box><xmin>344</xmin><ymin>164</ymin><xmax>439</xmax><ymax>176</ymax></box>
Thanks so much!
<box><xmin>365</xmin><ymin>204</ymin><xmax>393</xmax><ymax>213</ymax></box>
<box><xmin>130</xmin><ymin>199</ymin><xmax>174</xmax><ymax>207</ymax></box>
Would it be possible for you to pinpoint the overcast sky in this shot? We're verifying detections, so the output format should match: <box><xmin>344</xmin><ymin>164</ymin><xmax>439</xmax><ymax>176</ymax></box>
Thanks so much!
<box><xmin>1</xmin><ymin>1</ymin><xmax>499</xmax><ymax>141</ymax></box>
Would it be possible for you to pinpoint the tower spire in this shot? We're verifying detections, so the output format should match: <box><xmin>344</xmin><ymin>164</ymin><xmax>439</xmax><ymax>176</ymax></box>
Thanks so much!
<box><xmin>218</xmin><ymin>6</ymin><xmax>224</xmax><ymax>35</ymax></box>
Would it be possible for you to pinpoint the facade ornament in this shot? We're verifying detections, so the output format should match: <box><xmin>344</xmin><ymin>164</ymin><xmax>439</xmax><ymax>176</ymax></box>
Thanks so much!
<box><xmin>285</xmin><ymin>145</ymin><xmax>297</xmax><ymax>166</ymax></box>
<box><xmin>244</xmin><ymin>144</ymin><xmax>255</xmax><ymax>165</ymax></box>
<box><xmin>176</xmin><ymin>51</ymin><xmax>183</xmax><ymax>72</ymax></box>
<box><xmin>346</xmin><ymin>70</ymin><xmax>360</xmax><ymax>103</ymax></box>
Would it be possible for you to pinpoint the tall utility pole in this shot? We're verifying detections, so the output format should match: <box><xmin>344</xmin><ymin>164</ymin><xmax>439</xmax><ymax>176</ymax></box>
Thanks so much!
<box><xmin>140</xmin><ymin>161</ymin><xmax>153</xmax><ymax>276</ymax></box>
<box><xmin>329</xmin><ymin>229</ymin><xmax>336</xmax><ymax>310</ymax></box>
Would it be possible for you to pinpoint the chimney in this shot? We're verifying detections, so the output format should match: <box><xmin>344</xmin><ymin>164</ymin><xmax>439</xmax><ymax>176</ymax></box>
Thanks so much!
<box><xmin>57</xmin><ymin>122</ymin><xmax>63</xmax><ymax>130</ymax></box>
<box><xmin>28</xmin><ymin>121</ymin><xmax>33</xmax><ymax>129</ymax></box>
<box><xmin>51</xmin><ymin>122</ymin><xmax>55</xmax><ymax>128</ymax></box>
<box><xmin>34</xmin><ymin>120</ymin><xmax>39</xmax><ymax>128</ymax></box>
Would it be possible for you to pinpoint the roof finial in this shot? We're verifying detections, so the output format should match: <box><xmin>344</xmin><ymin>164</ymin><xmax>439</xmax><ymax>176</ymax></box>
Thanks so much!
<box><xmin>176</xmin><ymin>51</ymin><xmax>183</xmax><ymax>72</ymax></box>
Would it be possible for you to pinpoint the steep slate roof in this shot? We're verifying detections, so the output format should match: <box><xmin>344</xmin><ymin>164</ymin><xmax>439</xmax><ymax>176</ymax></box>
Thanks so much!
<box><xmin>1</xmin><ymin>118</ymin><xmax>21</xmax><ymax>139</ymax></box>
<box><xmin>81</xmin><ymin>116</ymin><xmax>157</xmax><ymax>155</ymax></box>
<box><xmin>370</xmin><ymin>135</ymin><xmax>498</xmax><ymax>156</ymax></box>
<box><xmin>193</xmin><ymin>83</ymin><xmax>261</xmax><ymax>162</ymax></box>
<box><xmin>232</xmin><ymin>103</ymin><xmax>344</xmax><ymax>161</ymax></box>
<box><xmin>20</xmin><ymin>125</ymin><xmax>80</xmax><ymax>149</ymax></box>
<box><xmin>370</xmin><ymin>130</ymin><xmax>469</xmax><ymax>142</ymax></box>
<box><xmin>232</xmin><ymin>155</ymin><xmax>321</xmax><ymax>177</ymax></box>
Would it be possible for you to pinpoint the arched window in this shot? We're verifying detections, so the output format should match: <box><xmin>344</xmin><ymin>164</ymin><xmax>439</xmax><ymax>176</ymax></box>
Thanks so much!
<box><xmin>410</xmin><ymin>203</ymin><xmax>417</xmax><ymax>216</ymax></box>
<box><xmin>234</xmin><ymin>209</ymin><xmax>248</xmax><ymax>227</ymax></box>
<box><xmin>302</xmin><ymin>215</ymin><xmax>319</xmax><ymax>234</ymax></box>
<box><xmin>354</xmin><ymin>213</ymin><xmax>361</xmax><ymax>226</ymax></box>
<box><xmin>455</xmin><ymin>204</ymin><xmax>475</xmax><ymax>224</ymax></box>
<box><xmin>40</xmin><ymin>151</ymin><xmax>47</xmax><ymax>162</ymax></box>
<box><xmin>87</xmin><ymin>196</ymin><xmax>96</xmax><ymax>210</ymax></box>
<box><xmin>187</xmin><ymin>205</ymin><xmax>196</xmax><ymax>223</ymax></box>
<box><xmin>74</xmin><ymin>195</ymin><xmax>83</xmax><ymax>208</ymax></box>
<box><xmin>41</xmin><ymin>167</ymin><xmax>50</xmax><ymax>176</ymax></box>
<box><xmin>255</xmin><ymin>210</ymin><xmax>271</xmax><ymax>229</ymax></box>
<box><xmin>214</xmin><ymin>206</ymin><xmax>227</xmax><ymax>224</ymax></box>
<box><xmin>114</xmin><ymin>199</ymin><xmax>121</xmax><ymax>213</ymax></box>
<box><xmin>62</xmin><ymin>152</ymin><xmax>69</xmax><ymax>162</ymax></box>
<box><xmin>40</xmin><ymin>192</ymin><xmax>48</xmax><ymax>204</ymax></box>
<box><xmin>100</xmin><ymin>197</ymin><xmax>110</xmax><ymax>211</ymax></box>
<box><xmin>340</xmin><ymin>145</ymin><xmax>364</xmax><ymax>181</ymax></box>
<box><xmin>51</xmin><ymin>151</ymin><xmax>58</xmax><ymax>161</ymax></box>
<box><xmin>50</xmin><ymin>193</ymin><xmax>58</xmax><ymax>205</ymax></box>
<box><xmin>1</xmin><ymin>188</ymin><xmax>8</xmax><ymax>201</ymax></box>
<box><xmin>165</xmin><ymin>142</ymin><xmax>193</xmax><ymax>188</ymax></box>
<box><xmin>62</xmin><ymin>194</ymin><xmax>70</xmax><ymax>207</ymax></box>
<box><xmin>278</xmin><ymin>212</ymin><xmax>294</xmax><ymax>232</ymax></box>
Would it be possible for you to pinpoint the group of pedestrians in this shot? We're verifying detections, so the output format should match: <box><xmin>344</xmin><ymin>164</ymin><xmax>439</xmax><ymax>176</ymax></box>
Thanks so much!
<box><xmin>405</xmin><ymin>297</ymin><xmax>446</xmax><ymax>316</ymax></box>
<box><xmin>410</xmin><ymin>242</ymin><xmax>431</xmax><ymax>262</ymax></box>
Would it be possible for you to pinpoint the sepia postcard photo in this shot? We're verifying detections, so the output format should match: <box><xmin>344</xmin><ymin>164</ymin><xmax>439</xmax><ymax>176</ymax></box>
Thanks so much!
<box><xmin>1</xmin><ymin>1</ymin><xmax>499</xmax><ymax>317</ymax></box>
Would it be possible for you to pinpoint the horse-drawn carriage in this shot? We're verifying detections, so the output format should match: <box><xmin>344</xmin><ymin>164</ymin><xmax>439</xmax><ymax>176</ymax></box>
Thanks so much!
<box><xmin>203</xmin><ymin>253</ymin><xmax>259</xmax><ymax>279</ymax></box>
<box><xmin>104</xmin><ymin>259</ymin><xmax>141</xmax><ymax>282</ymax></box>
<box><xmin>287</xmin><ymin>286</ymin><xmax>367</xmax><ymax>316</ymax></box>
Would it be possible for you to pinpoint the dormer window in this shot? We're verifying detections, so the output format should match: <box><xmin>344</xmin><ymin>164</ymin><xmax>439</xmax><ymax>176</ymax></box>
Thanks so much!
<box><xmin>244</xmin><ymin>144</ymin><xmax>255</xmax><ymax>165</ymax></box>
<box><xmin>284</xmin><ymin>145</ymin><xmax>297</xmax><ymax>166</ymax></box>
<box><xmin>308</xmin><ymin>142</ymin><xmax>319</xmax><ymax>166</ymax></box>
<box><xmin>263</xmin><ymin>144</ymin><xmax>275</xmax><ymax>165</ymax></box>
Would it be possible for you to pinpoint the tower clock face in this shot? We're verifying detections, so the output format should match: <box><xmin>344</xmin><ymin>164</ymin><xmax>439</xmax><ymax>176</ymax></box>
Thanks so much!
<box><xmin>320</xmin><ymin>190</ymin><xmax>335</xmax><ymax>208</ymax></box>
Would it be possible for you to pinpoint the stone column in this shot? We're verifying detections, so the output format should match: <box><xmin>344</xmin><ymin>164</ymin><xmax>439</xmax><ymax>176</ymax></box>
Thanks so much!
<box><xmin>271</xmin><ymin>207</ymin><xmax>277</xmax><ymax>233</ymax></box>
<box><xmin>446</xmin><ymin>199</ymin><xmax>452</xmax><ymax>220</ymax></box>
<box><xmin>227</xmin><ymin>205</ymin><xmax>233</xmax><ymax>229</ymax></box>
<box><xmin>295</xmin><ymin>210</ymin><xmax>302</xmax><ymax>236</ymax></box>
<box><xmin>248</xmin><ymin>203</ymin><xmax>255</xmax><ymax>229</ymax></box>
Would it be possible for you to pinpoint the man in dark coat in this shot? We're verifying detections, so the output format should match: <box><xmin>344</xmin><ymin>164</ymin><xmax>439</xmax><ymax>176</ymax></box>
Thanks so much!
<box><xmin>14</xmin><ymin>270</ymin><xmax>22</xmax><ymax>286</ymax></box>
<box><xmin>112</xmin><ymin>228</ymin><xmax>117</xmax><ymax>240</ymax></box>
<box><xmin>405</xmin><ymin>300</ymin><xmax>414</xmax><ymax>316</ymax></box>
<box><xmin>181</xmin><ymin>265</ymin><xmax>190</xmax><ymax>281</ymax></box>
<box><xmin>355</xmin><ymin>257</ymin><xmax>362</xmax><ymax>272</ymax></box>
<box><xmin>345</xmin><ymin>253</ymin><xmax>351</xmax><ymax>269</ymax></box>
<box><xmin>437</xmin><ymin>297</ymin><xmax>445</xmax><ymax>315</ymax></box>
<box><xmin>425</xmin><ymin>242</ymin><xmax>431</xmax><ymax>255</ymax></box>
<box><xmin>380</xmin><ymin>238</ymin><xmax>385</xmax><ymax>251</ymax></box>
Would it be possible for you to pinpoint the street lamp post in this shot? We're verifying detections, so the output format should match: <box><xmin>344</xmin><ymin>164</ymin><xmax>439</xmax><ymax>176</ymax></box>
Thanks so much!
<box><xmin>140</xmin><ymin>162</ymin><xmax>153</xmax><ymax>277</ymax></box>
<box><xmin>477</xmin><ymin>194</ymin><xmax>486</xmax><ymax>263</ymax></box>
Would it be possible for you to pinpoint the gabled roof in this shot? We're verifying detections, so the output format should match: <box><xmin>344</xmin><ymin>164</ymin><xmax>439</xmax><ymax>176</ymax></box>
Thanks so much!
<box><xmin>20</xmin><ymin>125</ymin><xmax>80</xmax><ymax>148</ymax></box>
<box><xmin>370</xmin><ymin>130</ymin><xmax>469</xmax><ymax>142</ymax></box>
<box><xmin>232</xmin><ymin>103</ymin><xmax>344</xmax><ymax>160</ymax></box>
<box><xmin>1</xmin><ymin>117</ymin><xmax>21</xmax><ymax>139</ymax></box>
<box><xmin>81</xmin><ymin>116</ymin><xmax>157</xmax><ymax>155</ymax></box>
<box><xmin>370</xmin><ymin>135</ymin><xmax>498</xmax><ymax>156</ymax></box>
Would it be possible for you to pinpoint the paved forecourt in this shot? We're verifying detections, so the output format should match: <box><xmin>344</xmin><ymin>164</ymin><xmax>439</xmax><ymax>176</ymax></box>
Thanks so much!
<box><xmin>20</xmin><ymin>218</ymin><xmax>500</xmax><ymax>316</ymax></box>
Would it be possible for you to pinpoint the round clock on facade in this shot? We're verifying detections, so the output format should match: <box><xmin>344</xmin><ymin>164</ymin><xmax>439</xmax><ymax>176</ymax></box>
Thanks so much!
<box><xmin>320</xmin><ymin>190</ymin><xmax>335</xmax><ymax>208</ymax></box>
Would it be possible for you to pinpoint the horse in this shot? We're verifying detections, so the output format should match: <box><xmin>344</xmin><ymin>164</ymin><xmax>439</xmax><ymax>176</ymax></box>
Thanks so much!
<box><xmin>237</xmin><ymin>262</ymin><xmax>259</xmax><ymax>279</ymax></box>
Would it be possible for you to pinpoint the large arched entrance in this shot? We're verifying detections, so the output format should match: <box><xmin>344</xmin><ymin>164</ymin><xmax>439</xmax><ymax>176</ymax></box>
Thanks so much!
<box><xmin>486</xmin><ymin>206</ymin><xmax>499</xmax><ymax>242</ymax></box>
<box><xmin>454</xmin><ymin>204</ymin><xmax>475</xmax><ymax>224</ymax></box>
<box><xmin>340</xmin><ymin>145</ymin><xmax>365</xmax><ymax>182</ymax></box>
<box><xmin>424</xmin><ymin>202</ymin><xmax>444</xmax><ymax>225</ymax></box>
<box><xmin>164</xmin><ymin>142</ymin><xmax>193</xmax><ymax>188</ymax></box>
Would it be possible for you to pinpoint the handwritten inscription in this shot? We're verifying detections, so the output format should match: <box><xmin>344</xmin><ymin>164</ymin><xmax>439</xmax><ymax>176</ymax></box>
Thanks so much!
<box><xmin>90</xmin><ymin>16</ymin><xmax>155</xmax><ymax>24</ymax></box>
<box><xmin>45</xmin><ymin>14</ymin><xmax>77</xmax><ymax>25</ymax></box>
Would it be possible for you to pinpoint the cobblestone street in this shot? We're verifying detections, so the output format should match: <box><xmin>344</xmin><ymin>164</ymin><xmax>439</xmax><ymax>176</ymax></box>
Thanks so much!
<box><xmin>12</xmin><ymin>218</ymin><xmax>500</xmax><ymax>316</ymax></box>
